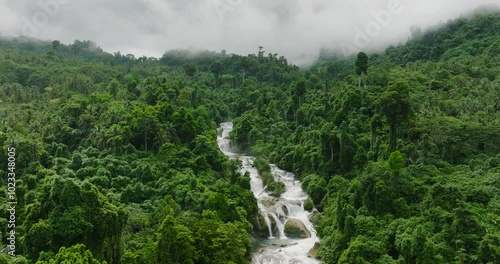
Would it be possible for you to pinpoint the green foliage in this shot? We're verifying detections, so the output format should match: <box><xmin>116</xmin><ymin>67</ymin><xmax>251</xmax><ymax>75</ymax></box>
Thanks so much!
<box><xmin>37</xmin><ymin>244</ymin><xmax>106</xmax><ymax>264</ymax></box>
<box><xmin>377</xmin><ymin>80</ymin><xmax>412</xmax><ymax>152</ymax></box>
<box><xmin>156</xmin><ymin>215</ymin><xmax>195</xmax><ymax>264</ymax></box>
<box><xmin>304</xmin><ymin>199</ymin><xmax>314</xmax><ymax>212</ymax></box>
<box><xmin>0</xmin><ymin>11</ymin><xmax>499</xmax><ymax>263</ymax></box>
<box><xmin>267</xmin><ymin>182</ymin><xmax>285</xmax><ymax>197</ymax></box>
<box><xmin>253</xmin><ymin>157</ymin><xmax>276</xmax><ymax>187</ymax></box>
<box><xmin>254</xmin><ymin>157</ymin><xmax>271</xmax><ymax>174</ymax></box>
<box><xmin>226</xmin><ymin>10</ymin><xmax>500</xmax><ymax>264</ymax></box>
<box><xmin>0</xmin><ymin>39</ymin><xmax>261</xmax><ymax>263</ymax></box>
<box><xmin>183</xmin><ymin>63</ymin><xmax>197</xmax><ymax>77</ymax></box>
<box><xmin>302</xmin><ymin>174</ymin><xmax>327</xmax><ymax>206</ymax></box>
<box><xmin>0</xmin><ymin>255</ymin><xmax>29</xmax><ymax>264</ymax></box>
<box><xmin>388</xmin><ymin>150</ymin><xmax>406</xmax><ymax>175</ymax></box>
<box><xmin>355</xmin><ymin>52</ymin><xmax>369</xmax><ymax>76</ymax></box>
<box><xmin>190</xmin><ymin>211</ymin><xmax>252</xmax><ymax>264</ymax></box>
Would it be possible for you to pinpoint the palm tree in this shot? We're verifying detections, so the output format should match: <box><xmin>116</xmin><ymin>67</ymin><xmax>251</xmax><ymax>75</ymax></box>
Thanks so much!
<box><xmin>90</xmin><ymin>125</ymin><xmax>107</xmax><ymax>150</ymax></box>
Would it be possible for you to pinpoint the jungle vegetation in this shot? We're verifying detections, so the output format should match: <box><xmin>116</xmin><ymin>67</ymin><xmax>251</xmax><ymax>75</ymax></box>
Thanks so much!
<box><xmin>0</xmin><ymin>9</ymin><xmax>499</xmax><ymax>264</ymax></box>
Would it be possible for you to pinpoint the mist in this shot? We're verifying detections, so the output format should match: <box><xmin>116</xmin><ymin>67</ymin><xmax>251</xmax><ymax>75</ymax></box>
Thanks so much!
<box><xmin>0</xmin><ymin>0</ymin><xmax>498</xmax><ymax>65</ymax></box>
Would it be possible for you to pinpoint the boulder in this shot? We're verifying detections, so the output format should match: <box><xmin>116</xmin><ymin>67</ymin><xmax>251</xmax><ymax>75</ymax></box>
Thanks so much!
<box><xmin>253</xmin><ymin>212</ymin><xmax>279</xmax><ymax>238</ymax></box>
<box><xmin>252</xmin><ymin>213</ymin><xmax>269</xmax><ymax>238</ymax></box>
<box><xmin>284</xmin><ymin>219</ymin><xmax>311</xmax><ymax>238</ymax></box>
<box><xmin>308</xmin><ymin>242</ymin><xmax>320</xmax><ymax>258</ymax></box>
<box><xmin>281</xmin><ymin>205</ymin><xmax>288</xmax><ymax>215</ymax></box>
<box><xmin>308</xmin><ymin>210</ymin><xmax>323</xmax><ymax>225</ymax></box>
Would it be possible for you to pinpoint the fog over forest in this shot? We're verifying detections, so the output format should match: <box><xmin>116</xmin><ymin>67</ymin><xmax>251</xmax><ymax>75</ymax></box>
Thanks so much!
<box><xmin>0</xmin><ymin>0</ymin><xmax>498</xmax><ymax>64</ymax></box>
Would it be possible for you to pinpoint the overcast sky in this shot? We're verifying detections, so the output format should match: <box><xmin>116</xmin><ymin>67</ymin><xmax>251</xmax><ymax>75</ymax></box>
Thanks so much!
<box><xmin>0</xmin><ymin>0</ymin><xmax>498</xmax><ymax>65</ymax></box>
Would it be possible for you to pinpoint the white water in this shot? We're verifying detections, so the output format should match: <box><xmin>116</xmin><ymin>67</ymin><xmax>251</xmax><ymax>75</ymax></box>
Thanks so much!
<box><xmin>217</xmin><ymin>122</ymin><xmax>320</xmax><ymax>264</ymax></box>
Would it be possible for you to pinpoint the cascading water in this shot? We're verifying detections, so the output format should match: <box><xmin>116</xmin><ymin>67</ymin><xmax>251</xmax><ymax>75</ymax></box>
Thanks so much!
<box><xmin>217</xmin><ymin>122</ymin><xmax>320</xmax><ymax>264</ymax></box>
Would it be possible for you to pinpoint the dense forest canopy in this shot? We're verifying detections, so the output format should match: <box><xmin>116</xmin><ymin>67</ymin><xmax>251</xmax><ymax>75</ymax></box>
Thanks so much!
<box><xmin>0</xmin><ymin>9</ymin><xmax>499</xmax><ymax>264</ymax></box>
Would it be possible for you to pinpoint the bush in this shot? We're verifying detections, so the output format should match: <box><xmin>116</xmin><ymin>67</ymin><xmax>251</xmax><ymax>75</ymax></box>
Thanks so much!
<box><xmin>267</xmin><ymin>182</ymin><xmax>285</xmax><ymax>197</ymax></box>
<box><xmin>304</xmin><ymin>199</ymin><xmax>314</xmax><ymax>212</ymax></box>
<box><xmin>260</xmin><ymin>171</ymin><xmax>274</xmax><ymax>186</ymax></box>
<box><xmin>254</xmin><ymin>157</ymin><xmax>271</xmax><ymax>174</ymax></box>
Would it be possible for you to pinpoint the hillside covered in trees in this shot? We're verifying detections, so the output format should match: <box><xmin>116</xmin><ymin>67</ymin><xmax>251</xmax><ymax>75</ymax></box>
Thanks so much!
<box><xmin>0</xmin><ymin>9</ymin><xmax>499</xmax><ymax>264</ymax></box>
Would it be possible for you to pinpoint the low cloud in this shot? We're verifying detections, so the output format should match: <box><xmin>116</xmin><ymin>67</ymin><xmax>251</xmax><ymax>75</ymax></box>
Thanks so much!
<box><xmin>0</xmin><ymin>0</ymin><xmax>498</xmax><ymax>65</ymax></box>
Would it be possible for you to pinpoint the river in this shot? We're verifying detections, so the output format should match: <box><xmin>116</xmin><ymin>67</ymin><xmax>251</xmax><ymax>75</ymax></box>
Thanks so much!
<box><xmin>217</xmin><ymin>122</ymin><xmax>320</xmax><ymax>264</ymax></box>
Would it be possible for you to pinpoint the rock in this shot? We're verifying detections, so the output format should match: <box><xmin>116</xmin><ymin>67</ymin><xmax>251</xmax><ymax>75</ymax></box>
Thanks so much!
<box><xmin>252</xmin><ymin>212</ymin><xmax>281</xmax><ymax>238</ymax></box>
<box><xmin>281</xmin><ymin>205</ymin><xmax>288</xmax><ymax>215</ymax></box>
<box><xmin>308</xmin><ymin>210</ymin><xmax>323</xmax><ymax>225</ymax></box>
<box><xmin>261</xmin><ymin>199</ymin><xmax>277</xmax><ymax>207</ymax></box>
<box><xmin>269</xmin><ymin>214</ymin><xmax>278</xmax><ymax>235</ymax></box>
<box><xmin>252</xmin><ymin>213</ymin><xmax>269</xmax><ymax>238</ymax></box>
<box><xmin>284</xmin><ymin>219</ymin><xmax>311</xmax><ymax>238</ymax></box>
<box><xmin>308</xmin><ymin>242</ymin><xmax>320</xmax><ymax>258</ymax></box>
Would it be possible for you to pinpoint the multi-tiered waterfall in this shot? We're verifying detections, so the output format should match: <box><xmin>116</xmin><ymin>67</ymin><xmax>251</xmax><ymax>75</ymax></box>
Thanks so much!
<box><xmin>217</xmin><ymin>122</ymin><xmax>320</xmax><ymax>264</ymax></box>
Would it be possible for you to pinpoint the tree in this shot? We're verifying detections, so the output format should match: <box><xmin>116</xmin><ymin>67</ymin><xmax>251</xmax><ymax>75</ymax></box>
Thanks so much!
<box><xmin>107</xmin><ymin>79</ymin><xmax>120</xmax><ymax>97</ymax></box>
<box><xmin>478</xmin><ymin>234</ymin><xmax>500</xmax><ymax>263</ymax></box>
<box><xmin>211</xmin><ymin>222</ymin><xmax>252</xmax><ymax>264</ymax></box>
<box><xmin>258</xmin><ymin>46</ymin><xmax>265</xmax><ymax>58</ymax></box>
<box><xmin>156</xmin><ymin>215</ymin><xmax>195</xmax><ymax>264</ymax></box>
<box><xmin>25</xmin><ymin>220</ymin><xmax>53</xmax><ymax>260</ymax></box>
<box><xmin>37</xmin><ymin>244</ymin><xmax>105</xmax><ymax>264</ymax></box>
<box><xmin>183</xmin><ymin>63</ymin><xmax>197</xmax><ymax>77</ymax></box>
<box><xmin>191</xmin><ymin>211</ymin><xmax>251</xmax><ymax>264</ymax></box>
<box><xmin>210</xmin><ymin>61</ymin><xmax>223</xmax><ymax>86</ymax></box>
<box><xmin>388</xmin><ymin>150</ymin><xmax>406</xmax><ymax>176</ymax></box>
<box><xmin>130</xmin><ymin>104</ymin><xmax>159</xmax><ymax>151</ymax></box>
<box><xmin>378</xmin><ymin>81</ymin><xmax>412</xmax><ymax>152</ymax></box>
<box><xmin>370</xmin><ymin>114</ymin><xmax>383</xmax><ymax>153</ymax></box>
<box><xmin>338</xmin><ymin>235</ymin><xmax>384</xmax><ymax>263</ymax></box>
<box><xmin>206</xmin><ymin>192</ymin><xmax>230</xmax><ymax>221</ymax></box>
<box><xmin>355</xmin><ymin>52</ymin><xmax>368</xmax><ymax>88</ymax></box>
<box><xmin>24</xmin><ymin>176</ymin><xmax>126</xmax><ymax>264</ymax></box>
<box><xmin>52</xmin><ymin>40</ymin><xmax>61</xmax><ymax>51</ymax></box>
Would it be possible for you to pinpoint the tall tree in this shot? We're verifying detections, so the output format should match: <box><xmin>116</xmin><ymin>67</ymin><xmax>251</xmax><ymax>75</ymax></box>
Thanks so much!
<box><xmin>355</xmin><ymin>52</ymin><xmax>368</xmax><ymax>88</ymax></box>
<box><xmin>210</xmin><ymin>61</ymin><xmax>223</xmax><ymax>86</ymax></box>
<box><xmin>378</xmin><ymin>81</ymin><xmax>412</xmax><ymax>152</ymax></box>
<box><xmin>157</xmin><ymin>215</ymin><xmax>195</xmax><ymax>264</ymax></box>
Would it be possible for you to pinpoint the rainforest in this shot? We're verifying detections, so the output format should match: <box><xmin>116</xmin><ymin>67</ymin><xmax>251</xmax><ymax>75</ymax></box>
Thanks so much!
<box><xmin>0</xmin><ymin>8</ymin><xmax>499</xmax><ymax>264</ymax></box>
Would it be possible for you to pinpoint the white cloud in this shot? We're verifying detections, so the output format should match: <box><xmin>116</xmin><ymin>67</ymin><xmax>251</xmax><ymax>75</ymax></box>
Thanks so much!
<box><xmin>0</xmin><ymin>0</ymin><xmax>497</xmax><ymax>65</ymax></box>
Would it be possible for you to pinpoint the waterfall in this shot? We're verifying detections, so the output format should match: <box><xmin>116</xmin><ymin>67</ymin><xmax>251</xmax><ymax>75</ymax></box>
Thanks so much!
<box><xmin>269</xmin><ymin>213</ymin><xmax>286</xmax><ymax>239</ymax></box>
<box><xmin>262</xmin><ymin>211</ymin><xmax>274</xmax><ymax>238</ymax></box>
<box><xmin>217</xmin><ymin>122</ymin><xmax>320</xmax><ymax>264</ymax></box>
